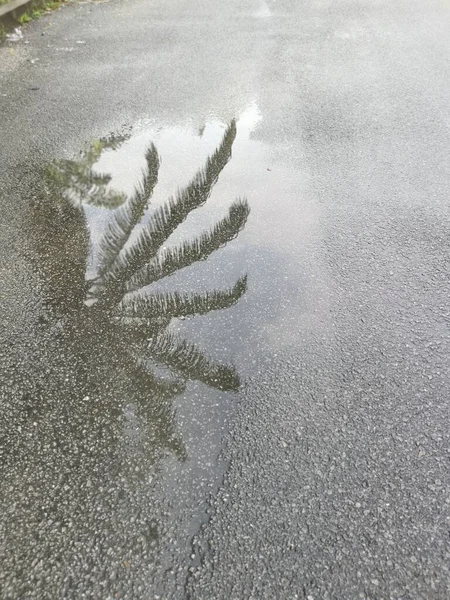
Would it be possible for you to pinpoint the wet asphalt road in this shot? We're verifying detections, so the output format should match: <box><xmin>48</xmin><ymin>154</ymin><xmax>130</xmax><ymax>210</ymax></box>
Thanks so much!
<box><xmin>1</xmin><ymin>0</ymin><xmax>450</xmax><ymax>598</ymax></box>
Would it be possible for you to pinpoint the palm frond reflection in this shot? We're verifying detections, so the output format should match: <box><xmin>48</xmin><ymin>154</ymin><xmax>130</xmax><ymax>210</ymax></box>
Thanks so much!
<box><xmin>30</xmin><ymin>122</ymin><xmax>249</xmax><ymax>446</ymax></box>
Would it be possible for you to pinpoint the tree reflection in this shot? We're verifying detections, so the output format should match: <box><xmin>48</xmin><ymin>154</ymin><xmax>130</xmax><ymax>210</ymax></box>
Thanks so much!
<box><xmin>28</xmin><ymin>121</ymin><xmax>249</xmax><ymax>459</ymax></box>
<box><xmin>2</xmin><ymin>123</ymin><xmax>248</xmax><ymax>597</ymax></box>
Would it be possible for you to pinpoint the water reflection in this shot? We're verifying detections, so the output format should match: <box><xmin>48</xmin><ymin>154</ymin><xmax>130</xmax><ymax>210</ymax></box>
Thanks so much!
<box><xmin>2</xmin><ymin>122</ymin><xmax>249</xmax><ymax>596</ymax></box>
<box><xmin>33</xmin><ymin>120</ymin><xmax>249</xmax><ymax>394</ymax></box>
<box><xmin>45</xmin><ymin>133</ymin><xmax>129</xmax><ymax>208</ymax></box>
<box><xmin>254</xmin><ymin>0</ymin><xmax>272</xmax><ymax>19</ymax></box>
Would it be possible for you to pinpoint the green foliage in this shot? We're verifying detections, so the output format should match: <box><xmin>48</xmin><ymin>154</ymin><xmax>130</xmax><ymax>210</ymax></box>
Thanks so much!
<box><xmin>18</xmin><ymin>12</ymin><xmax>32</xmax><ymax>23</ymax></box>
<box><xmin>44</xmin><ymin>0</ymin><xmax>61</xmax><ymax>8</ymax></box>
<box><xmin>11</xmin><ymin>0</ymin><xmax>65</xmax><ymax>26</ymax></box>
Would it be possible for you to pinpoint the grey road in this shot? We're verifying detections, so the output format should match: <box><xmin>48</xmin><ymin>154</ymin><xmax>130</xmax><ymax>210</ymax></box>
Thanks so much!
<box><xmin>1</xmin><ymin>0</ymin><xmax>450</xmax><ymax>598</ymax></box>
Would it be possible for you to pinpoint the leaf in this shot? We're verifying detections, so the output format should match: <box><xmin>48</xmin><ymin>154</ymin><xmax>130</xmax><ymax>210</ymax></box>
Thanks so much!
<box><xmin>142</xmin><ymin>330</ymin><xmax>241</xmax><ymax>392</ymax></box>
<box><xmin>119</xmin><ymin>276</ymin><xmax>247</xmax><ymax>320</ymax></box>
<box><xmin>127</xmin><ymin>198</ymin><xmax>250</xmax><ymax>292</ymax></box>
<box><xmin>99</xmin><ymin>121</ymin><xmax>237</xmax><ymax>303</ymax></box>
<box><xmin>96</xmin><ymin>143</ymin><xmax>160</xmax><ymax>277</ymax></box>
<box><xmin>118</xmin><ymin>315</ymin><xmax>172</xmax><ymax>339</ymax></box>
<box><xmin>83</xmin><ymin>187</ymin><xmax>126</xmax><ymax>209</ymax></box>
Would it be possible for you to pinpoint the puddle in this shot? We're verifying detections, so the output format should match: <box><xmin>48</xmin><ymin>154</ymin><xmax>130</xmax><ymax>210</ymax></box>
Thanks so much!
<box><xmin>2</xmin><ymin>104</ymin><xmax>327</xmax><ymax>597</ymax></box>
<box><xmin>1</xmin><ymin>108</ymin><xmax>257</xmax><ymax>596</ymax></box>
<box><xmin>39</xmin><ymin>112</ymin><xmax>256</xmax><ymax>391</ymax></box>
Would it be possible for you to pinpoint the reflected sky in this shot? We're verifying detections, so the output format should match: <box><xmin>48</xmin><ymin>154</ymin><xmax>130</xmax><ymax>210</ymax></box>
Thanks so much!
<box><xmin>73</xmin><ymin>103</ymin><xmax>322</xmax><ymax>367</ymax></box>
<box><xmin>253</xmin><ymin>0</ymin><xmax>272</xmax><ymax>19</ymax></box>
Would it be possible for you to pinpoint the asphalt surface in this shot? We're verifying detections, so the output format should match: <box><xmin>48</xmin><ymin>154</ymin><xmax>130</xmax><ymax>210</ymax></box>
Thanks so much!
<box><xmin>1</xmin><ymin>0</ymin><xmax>450</xmax><ymax>598</ymax></box>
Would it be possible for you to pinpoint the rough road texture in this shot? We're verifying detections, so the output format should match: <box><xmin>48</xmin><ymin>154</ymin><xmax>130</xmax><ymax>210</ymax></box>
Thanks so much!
<box><xmin>1</xmin><ymin>0</ymin><xmax>450</xmax><ymax>598</ymax></box>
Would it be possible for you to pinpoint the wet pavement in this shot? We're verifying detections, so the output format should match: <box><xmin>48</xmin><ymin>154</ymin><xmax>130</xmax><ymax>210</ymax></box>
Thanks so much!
<box><xmin>1</xmin><ymin>0</ymin><xmax>450</xmax><ymax>598</ymax></box>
